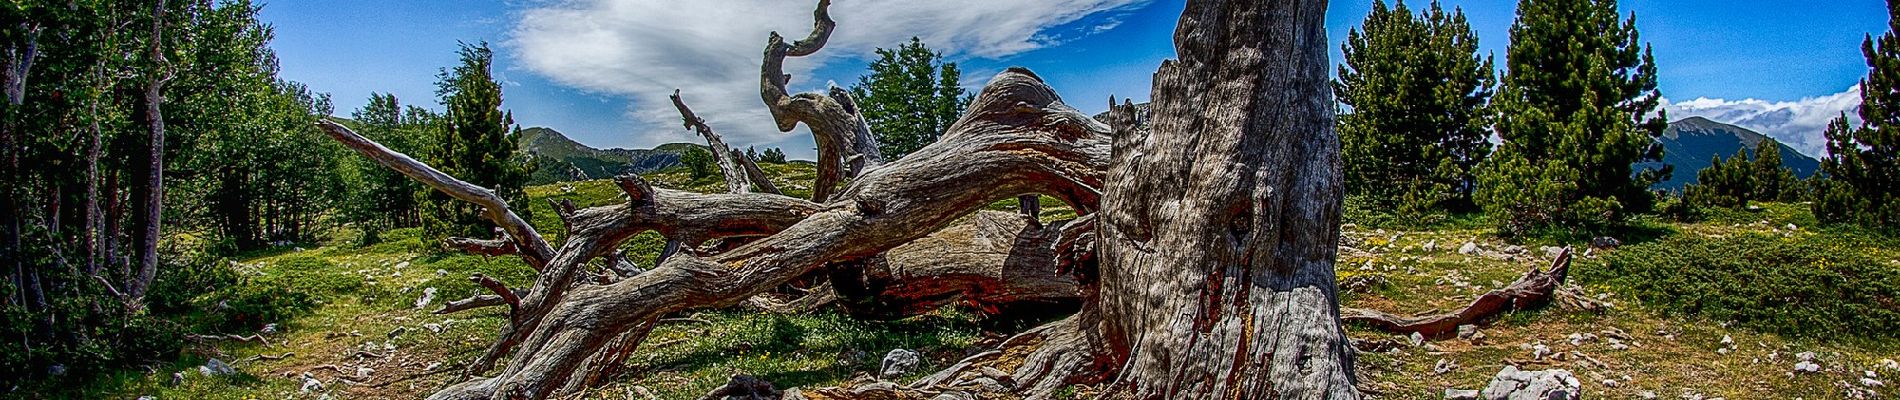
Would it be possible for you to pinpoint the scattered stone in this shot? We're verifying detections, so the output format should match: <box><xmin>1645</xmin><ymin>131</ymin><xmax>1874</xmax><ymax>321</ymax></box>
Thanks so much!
<box><xmin>1862</xmin><ymin>377</ymin><xmax>1885</xmax><ymax>388</ymax></box>
<box><xmin>260</xmin><ymin>323</ymin><xmax>279</xmax><ymax>334</ymax></box>
<box><xmin>932</xmin><ymin>391</ymin><xmax>977</xmax><ymax>400</ymax></box>
<box><xmin>880</xmin><ymin>349</ymin><xmax>921</xmax><ymax>378</ymax></box>
<box><xmin>1881</xmin><ymin>358</ymin><xmax>1899</xmax><ymax>371</ymax></box>
<box><xmin>414</xmin><ymin>287</ymin><xmax>438</xmax><ymax>309</ymax></box>
<box><xmin>1637</xmin><ymin>391</ymin><xmax>1657</xmax><ymax>399</ymax></box>
<box><xmin>436</xmin><ymin>269</ymin><xmax>449</xmax><ymax>277</ymax></box>
<box><xmin>1457</xmin><ymin>325</ymin><xmax>1478</xmax><ymax>340</ymax></box>
<box><xmin>168</xmin><ymin>372</ymin><xmax>184</xmax><ymax>386</ymax></box>
<box><xmin>425</xmin><ymin>362</ymin><xmax>442</xmax><ymax>371</ymax></box>
<box><xmin>1720</xmin><ymin>335</ymin><xmax>1733</xmax><ymax>347</ymax></box>
<box><xmin>1601</xmin><ymin>379</ymin><xmax>1618</xmax><ymax>388</ymax></box>
<box><xmin>1541</xmin><ymin>246</ymin><xmax>1565</xmax><ymax>259</ymax></box>
<box><xmin>356</xmin><ymin>367</ymin><xmax>374</xmax><ymax>379</ymax></box>
<box><xmin>394</xmin><ymin>261</ymin><xmax>411</xmax><ymax>269</ymax></box>
<box><xmin>1590</xmin><ymin>236</ymin><xmax>1621</xmax><ymax>250</ymax></box>
<box><xmin>424</xmin><ymin>323</ymin><xmax>444</xmax><ymax>333</ymax></box>
<box><xmin>1785</xmin><ymin>223</ymin><xmax>1798</xmax><ymax>231</ymax></box>
<box><xmin>1532</xmin><ymin>344</ymin><xmax>1552</xmax><ymax>360</ymax></box>
<box><xmin>387</xmin><ymin>326</ymin><xmax>408</xmax><ymax>339</ymax></box>
<box><xmin>198</xmin><ymin>358</ymin><xmax>236</xmax><ymax>377</ymax></box>
<box><xmin>1423</xmin><ymin>240</ymin><xmax>1438</xmax><ymax>252</ymax></box>
<box><xmin>850</xmin><ymin>381</ymin><xmax>900</xmax><ymax>396</ymax></box>
<box><xmin>1795</xmin><ymin>361</ymin><xmax>1821</xmax><ymax>374</ymax></box>
<box><xmin>1410</xmin><ymin>332</ymin><xmax>1426</xmax><ymax>347</ymax></box>
<box><xmin>137</xmin><ymin>396</ymin><xmax>155</xmax><ymax>400</ymax></box>
<box><xmin>1566</xmin><ymin>333</ymin><xmax>1598</xmax><ymax>346</ymax></box>
<box><xmin>1434</xmin><ymin>358</ymin><xmax>1458</xmax><ymax>375</ymax></box>
<box><xmin>1444</xmin><ymin>388</ymin><xmax>1479</xmax><ymax>400</ymax></box>
<box><xmin>1480</xmin><ymin>366</ymin><xmax>1581</xmax><ymax>400</ymax></box>
<box><xmin>1459</xmin><ymin>242</ymin><xmax>1480</xmax><ymax>255</ymax></box>
<box><xmin>1798</xmin><ymin>351</ymin><xmax>1817</xmax><ymax>362</ymax></box>
<box><xmin>300</xmin><ymin>372</ymin><xmax>324</xmax><ymax>393</ymax></box>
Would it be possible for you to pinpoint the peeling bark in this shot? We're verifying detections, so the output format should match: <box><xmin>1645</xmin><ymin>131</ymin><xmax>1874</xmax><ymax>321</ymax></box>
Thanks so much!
<box><xmin>758</xmin><ymin>0</ymin><xmax>882</xmax><ymax>202</ymax></box>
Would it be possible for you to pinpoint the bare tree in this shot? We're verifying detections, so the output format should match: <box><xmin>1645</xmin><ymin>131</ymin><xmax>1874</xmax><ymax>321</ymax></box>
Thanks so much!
<box><xmin>325</xmin><ymin>0</ymin><xmax>1365</xmax><ymax>399</ymax></box>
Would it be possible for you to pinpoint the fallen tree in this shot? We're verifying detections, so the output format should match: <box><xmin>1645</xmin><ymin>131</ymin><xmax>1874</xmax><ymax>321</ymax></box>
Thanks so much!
<box><xmin>323</xmin><ymin>0</ymin><xmax>1363</xmax><ymax>399</ymax></box>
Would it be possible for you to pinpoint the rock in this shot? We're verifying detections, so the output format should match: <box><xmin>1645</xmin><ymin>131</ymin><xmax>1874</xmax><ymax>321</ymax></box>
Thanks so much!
<box><xmin>424</xmin><ymin>322</ymin><xmax>444</xmax><ymax>333</ymax></box>
<box><xmin>1410</xmin><ymin>332</ymin><xmax>1426</xmax><ymax>347</ymax></box>
<box><xmin>1423</xmin><ymin>240</ymin><xmax>1438</xmax><ymax>252</ymax></box>
<box><xmin>1457</xmin><ymin>325</ymin><xmax>1479</xmax><ymax>340</ymax></box>
<box><xmin>414</xmin><ymin>287</ymin><xmax>438</xmax><ymax>309</ymax></box>
<box><xmin>356</xmin><ymin>367</ymin><xmax>374</xmax><ymax>379</ymax></box>
<box><xmin>1434</xmin><ymin>358</ymin><xmax>1458</xmax><ymax>375</ymax></box>
<box><xmin>1883</xmin><ymin>358</ymin><xmax>1900</xmax><ymax>371</ymax></box>
<box><xmin>137</xmin><ymin>396</ymin><xmax>155</xmax><ymax>400</ymax></box>
<box><xmin>436</xmin><ymin>269</ymin><xmax>449</xmax><ymax>277</ymax></box>
<box><xmin>1566</xmin><ymin>333</ymin><xmax>1597</xmax><ymax>346</ymax></box>
<box><xmin>1479</xmin><ymin>365</ymin><xmax>1581</xmax><ymax>400</ymax></box>
<box><xmin>1460</xmin><ymin>242</ymin><xmax>1480</xmax><ymax>255</ymax></box>
<box><xmin>1532</xmin><ymin>344</ymin><xmax>1552</xmax><ymax>360</ymax></box>
<box><xmin>300</xmin><ymin>372</ymin><xmax>324</xmax><ymax>393</ymax></box>
<box><xmin>880</xmin><ymin>349</ymin><xmax>921</xmax><ymax>378</ymax></box>
<box><xmin>169</xmin><ymin>372</ymin><xmax>184</xmax><ymax>386</ymax></box>
<box><xmin>1590</xmin><ymin>236</ymin><xmax>1620</xmax><ymax>249</ymax></box>
<box><xmin>198</xmin><ymin>358</ymin><xmax>236</xmax><ymax>377</ymax></box>
<box><xmin>1795</xmin><ymin>361</ymin><xmax>1821</xmax><ymax>373</ymax></box>
<box><xmin>1637</xmin><ymin>390</ymin><xmax>1657</xmax><ymax>399</ymax></box>
<box><xmin>260</xmin><ymin>323</ymin><xmax>279</xmax><ymax>334</ymax></box>
<box><xmin>1862</xmin><ymin>377</ymin><xmax>1885</xmax><ymax>387</ymax></box>
<box><xmin>1797</xmin><ymin>351</ymin><xmax>1817</xmax><ymax>362</ymax></box>
<box><xmin>394</xmin><ymin>261</ymin><xmax>411</xmax><ymax>269</ymax></box>
<box><xmin>1601</xmin><ymin>379</ymin><xmax>1618</xmax><ymax>388</ymax></box>
<box><xmin>1541</xmin><ymin>246</ymin><xmax>1565</xmax><ymax>259</ymax></box>
<box><xmin>1719</xmin><ymin>335</ymin><xmax>1733</xmax><ymax>347</ymax></box>
<box><xmin>1785</xmin><ymin>223</ymin><xmax>1798</xmax><ymax>231</ymax></box>
<box><xmin>1445</xmin><ymin>388</ymin><xmax>1480</xmax><ymax>400</ymax></box>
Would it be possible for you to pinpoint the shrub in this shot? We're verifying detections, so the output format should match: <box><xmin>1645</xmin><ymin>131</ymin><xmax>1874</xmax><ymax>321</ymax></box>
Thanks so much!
<box><xmin>1578</xmin><ymin>233</ymin><xmax>1900</xmax><ymax>341</ymax></box>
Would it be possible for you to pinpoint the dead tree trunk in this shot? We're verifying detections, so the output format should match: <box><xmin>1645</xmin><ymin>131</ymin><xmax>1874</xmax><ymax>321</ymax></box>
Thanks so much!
<box><xmin>1094</xmin><ymin>0</ymin><xmax>1358</xmax><ymax>398</ymax></box>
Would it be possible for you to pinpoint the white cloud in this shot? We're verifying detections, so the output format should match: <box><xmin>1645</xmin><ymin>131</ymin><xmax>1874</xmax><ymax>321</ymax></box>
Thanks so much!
<box><xmin>508</xmin><ymin>0</ymin><xmax>1147</xmax><ymax>158</ymax></box>
<box><xmin>1663</xmin><ymin>86</ymin><xmax>1863</xmax><ymax>159</ymax></box>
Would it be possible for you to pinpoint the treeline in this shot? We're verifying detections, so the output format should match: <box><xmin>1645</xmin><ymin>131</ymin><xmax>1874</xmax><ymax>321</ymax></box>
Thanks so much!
<box><xmin>1336</xmin><ymin>0</ymin><xmax>1899</xmax><ymax>234</ymax></box>
<box><xmin>0</xmin><ymin>0</ymin><xmax>535</xmax><ymax>385</ymax></box>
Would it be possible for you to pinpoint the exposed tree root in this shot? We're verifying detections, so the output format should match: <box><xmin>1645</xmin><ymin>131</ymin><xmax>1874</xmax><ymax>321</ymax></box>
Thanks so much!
<box><xmin>1341</xmin><ymin>248</ymin><xmax>1575</xmax><ymax>338</ymax></box>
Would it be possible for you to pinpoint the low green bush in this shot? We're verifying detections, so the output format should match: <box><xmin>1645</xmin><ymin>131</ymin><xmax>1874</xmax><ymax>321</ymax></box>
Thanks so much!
<box><xmin>1578</xmin><ymin>232</ymin><xmax>1900</xmax><ymax>341</ymax></box>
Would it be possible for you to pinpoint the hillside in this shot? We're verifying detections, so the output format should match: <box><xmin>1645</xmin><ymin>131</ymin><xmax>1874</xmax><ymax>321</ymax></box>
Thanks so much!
<box><xmin>1650</xmin><ymin>116</ymin><xmax>1821</xmax><ymax>190</ymax></box>
<box><xmin>517</xmin><ymin>127</ymin><xmax>700</xmax><ymax>185</ymax></box>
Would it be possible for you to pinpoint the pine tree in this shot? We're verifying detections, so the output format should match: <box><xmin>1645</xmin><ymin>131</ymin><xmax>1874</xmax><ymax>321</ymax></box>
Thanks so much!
<box><xmin>1473</xmin><ymin>0</ymin><xmax>1666</xmax><ymax>234</ymax></box>
<box><xmin>681</xmin><ymin>146</ymin><xmax>715</xmax><ymax>179</ymax></box>
<box><xmin>1748</xmin><ymin>138</ymin><xmax>1797</xmax><ymax>202</ymax></box>
<box><xmin>1334</xmin><ymin>0</ymin><xmax>1495</xmax><ymax>216</ymax></box>
<box><xmin>1684</xmin><ymin>148</ymin><xmax>1754</xmax><ymax>209</ymax></box>
<box><xmin>1812</xmin><ymin>1</ymin><xmax>1900</xmax><ymax>229</ymax></box>
<box><xmin>849</xmin><ymin>37</ymin><xmax>971</xmax><ymax>158</ymax></box>
<box><xmin>760</xmin><ymin>147</ymin><xmax>788</xmax><ymax>164</ymax></box>
<box><xmin>420</xmin><ymin>42</ymin><xmax>533</xmax><ymax>239</ymax></box>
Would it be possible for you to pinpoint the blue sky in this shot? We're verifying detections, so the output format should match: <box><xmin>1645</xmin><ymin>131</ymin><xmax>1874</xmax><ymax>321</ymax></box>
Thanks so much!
<box><xmin>259</xmin><ymin>0</ymin><xmax>1889</xmax><ymax>159</ymax></box>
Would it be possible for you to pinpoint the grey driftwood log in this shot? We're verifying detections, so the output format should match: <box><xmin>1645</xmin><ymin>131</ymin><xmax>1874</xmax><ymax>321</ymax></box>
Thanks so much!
<box><xmin>323</xmin><ymin>0</ymin><xmax>1368</xmax><ymax>398</ymax></box>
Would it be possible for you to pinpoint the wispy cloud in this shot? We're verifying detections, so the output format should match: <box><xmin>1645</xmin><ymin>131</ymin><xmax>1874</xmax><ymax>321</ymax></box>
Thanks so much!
<box><xmin>1663</xmin><ymin>85</ymin><xmax>1863</xmax><ymax>159</ymax></box>
<box><xmin>508</xmin><ymin>0</ymin><xmax>1147</xmax><ymax>157</ymax></box>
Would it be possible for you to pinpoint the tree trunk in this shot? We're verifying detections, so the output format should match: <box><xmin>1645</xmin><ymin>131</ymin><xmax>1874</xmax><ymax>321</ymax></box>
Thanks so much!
<box><xmin>1095</xmin><ymin>0</ymin><xmax>1358</xmax><ymax>398</ymax></box>
<box><xmin>130</xmin><ymin>0</ymin><xmax>171</xmax><ymax>300</ymax></box>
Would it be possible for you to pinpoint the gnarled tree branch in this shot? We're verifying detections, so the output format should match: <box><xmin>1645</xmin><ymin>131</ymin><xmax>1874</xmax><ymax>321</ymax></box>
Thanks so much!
<box><xmin>671</xmin><ymin>89</ymin><xmax>781</xmax><ymax>195</ymax></box>
<box><xmin>759</xmin><ymin>0</ymin><xmax>882</xmax><ymax>203</ymax></box>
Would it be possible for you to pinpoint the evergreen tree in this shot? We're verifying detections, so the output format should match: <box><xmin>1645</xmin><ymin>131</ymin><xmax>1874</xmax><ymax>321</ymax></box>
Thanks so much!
<box><xmin>1684</xmin><ymin>149</ymin><xmax>1754</xmax><ymax>209</ymax></box>
<box><xmin>1748</xmin><ymin>138</ymin><xmax>1798</xmax><ymax>202</ymax></box>
<box><xmin>760</xmin><ymin>147</ymin><xmax>788</xmax><ymax>164</ymax></box>
<box><xmin>420</xmin><ymin>42</ymin><xmax>532</xmax><ymax>239</ymax></box>
<box><xmin>1334</xmin><ymin>0</ymin><xmax>1495</xmax><ymax>216</ymax></box>
<box><xmin>1812</xmin><ymin>1</ymin><xmax>1900</xmax><ymax>229</ymax></box>
<box><xmin>681</xmin><ymin>146</ymin><xmax>716</xmax><ymax>179</ymax></box>
<box><xmin>1473</xmin><ymin>0</ymin><xmax>1666</xmax><ymax>234</ymax></box>
<box><xmin>849</xmin><ymin>37</ymin><xmax>971</xmax><ymax>158</ymax></box>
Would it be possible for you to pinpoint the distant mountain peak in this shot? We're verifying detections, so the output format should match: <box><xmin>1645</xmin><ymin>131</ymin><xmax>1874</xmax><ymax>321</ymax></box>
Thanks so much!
<box><xmin>516</xmin><ymin>126</ymin><xmax>703</xmax><ymax>184</ymax></box>
<box><xmin>1648</xmin><ymin>117</ymin><xmax>1821</xmax><ymax>190</ymax></box>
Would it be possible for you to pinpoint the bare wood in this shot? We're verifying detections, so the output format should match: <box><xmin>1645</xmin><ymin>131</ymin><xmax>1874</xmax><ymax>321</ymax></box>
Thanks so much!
<box><xmin>318</xmin><ymin>120</ymin><xmax>556</xmax><ymax>269</ymax></box>
<box><xmin>670</xmin><ymin>89</ymin><xmax>780</xmax><ymax>195</ymax></box>
<box><xmin>130</xmin><ymin>0</ymin><xmax>174</xmax><ymax>301</ymax></box>
<box><xmin>758</xmin><ymin>0</ymin><xmax>882</xmax><ymax>202</ymax></box>
<box><xmin>471</xmin><ymin>273</ymin><xmax>521</xmax><ymax>312</ymax></box>
<box><xmin>1093</xmin><ymin>0</ymin><xmax>1359</xmax><ymax>397</ymax></box>
<box><xmin>830</xmin><ymin>211</ymin><xmax>1089</xmax><ymax>319</ymax></box>
<box><xmin>436</xmin><ymin>290</ymin><xmax>523</xmax><ymax>315</ymax></box>
<box><xmin>428</xmin><ymin>68</ymin><xmax>1107</xmax><ymax>400</ymax></box>
<box><xmin>1342</xmin><ymin>248</ymin><xmax>1575</xmax><ymax>337</ymax></box>
<box><xmin>444</xmin><ymin>236</ymin><xmax>522</xmax><ymax>260</ymax></box>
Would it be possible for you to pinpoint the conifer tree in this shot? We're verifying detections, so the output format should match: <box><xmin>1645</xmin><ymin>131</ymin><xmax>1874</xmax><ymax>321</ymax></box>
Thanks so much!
<box><xmin>1474</xmin><ymin>0</ymin><xmax>1666</xmax><ymax>234</ymax></box>
<box><xmin>1812</xmin><ymin>1</ymin><xmax>1900</xmax><ymax>229</ymax></box>
<box><xmin>1748</xmin><ymin>138</ymin><xmax>1797</xmax><ymax>202</ymax></box>
<box><xmin>1334</xmin><ymin>0</ymin><xmax>1495</xmax><ymax>216</ymax></box>
<box><xmin>1684</xmin><ymin>148</ymin><xmax>1754</xmax><ymax>209</ymax></box>
<box><xmin>849</xmin><ymin>37</ymin><xmax>970</xmax><ymax>158</ymax></box>
<box><xmin>420</xmin><ymin>42</ymin><xmax>532</xmax><ymax>239</ymax></box>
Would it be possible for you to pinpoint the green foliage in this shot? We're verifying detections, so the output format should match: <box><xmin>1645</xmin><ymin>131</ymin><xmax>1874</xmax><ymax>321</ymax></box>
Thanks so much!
<box><xmin>1335</xmin><ymin>0</ymin><xmax>1494</xmax><ymax>217</ymax></box>
<box><xmin>849</xmin><ymin>37</ymin><xmax>970</xmax><ymax>158</ymax></box>
<box><xmin>1813</xmin><ymin>3</ymin><xmax>1900</xmax><ymax>230</ymax></box>
<box><xmin>680</xmin><ymin>145</ymin><xmax>716</xmax><ymax>179</ymax></box>
<box><xmin>1684</xmin><ymin>148</ymin><xmax>1756</xmax><ymax>209</ymax></box>
<box><xmin>1578</xmin><ymin>233</ymin><xmax>1900</xmax><ymax>341</ymax></box>
<box><xmin>420</xmin><ymin>42</ymin><xmax>534</xmax><ymax>240</ymax></box>
<box><xmin>340</xmin><ymin>94</ymin><xmax>432</xmax><ymax>242</ymax></box>
<box><xmin>1475</xmin><ymin>0</ymin><xmax>1667</xmax><ymax>235</ymax></box>
<box><xmin>759</xmin><ymin>147</ymin><xmax>788</xmax><ymax>163</ymax></box>
<box><xmin>1749</xmin><ymin>139</ymin><xmax>1800</xmax><ymax>202</ymax></box>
